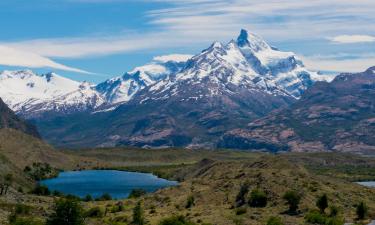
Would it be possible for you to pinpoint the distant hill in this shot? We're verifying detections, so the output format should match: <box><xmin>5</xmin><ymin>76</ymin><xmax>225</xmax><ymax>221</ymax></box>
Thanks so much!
<box><xmin>0</xmin><ymin>97</ymin><xmax>39</xmax><ymax>137</ymax></box>
<box><xmin>220</xmin><ymin>67</ymin><xmax>375</xmax><ymax>154</ymax></box>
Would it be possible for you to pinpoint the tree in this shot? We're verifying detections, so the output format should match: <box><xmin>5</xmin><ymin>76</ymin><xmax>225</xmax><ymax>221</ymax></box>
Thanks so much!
<box><xmin>128</xmin><ymin>189</ymin><xmax>147</xmax><ymax>198</ymax></box>
<box><xmin>46</xmin><ymin>198</ymin><xmax>85</xmax><ymax>225</ymax></box>
<box><xmin>83</xmin><ymin>194</ymin><xmax>93</xmax><ymax>202</ymax></box>
<box><xmin>0</xmin><ymin>174</ymin><xmax>13</xmax><ymax>195</ymax></box>
<box><xmin>248</xmin><ymin>189</ymin><xmax>267</xmax><ymax>208</ymax></box>
<box><xmin>282</xmin><ymin>190</ymin><xmax>301</xmax><ymax>214</ymax></box>
<box><xmin>186</xmin><ymin>195</ymin><xmax>195</xmax><ymax>209</ymax></box>
<box><xmin>132</xmin><ymin>201</ymin><xmax>145</xmax><ymax>225</ymax></box>
<box><xmin>235</xmin><ymin>183</ymin><xmax>249</xmax><ymax>207</ymax></box>
<box><xmin>356</xmin><ymin>202</ymin><xmax>368</xmax><ymax>220</ymax></box>
<box><xmin>316</xmin><ymin>194</ymin><xmax>328</xmax><ymax>214</ymax></box>
<box><xmin>4</xmin><ymin>174</ymin><xmax>13</xmax><ymax>194</ymax></box>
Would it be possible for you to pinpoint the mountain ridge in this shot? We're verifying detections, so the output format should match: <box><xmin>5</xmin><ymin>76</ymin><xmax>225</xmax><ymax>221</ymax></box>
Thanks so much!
<box><xmin>219</xmin><ymin>67</ymin><xmax>375</xmax><ymax>155</ymax></box>
<box><xmin>0</xmin><ymin>30</ymin><xmax>329</xmax><ymax>120</ymax></box>
<box><xmin>29</xmin><ymin>29</ymin><xmax>330</xmax><ymax>148</ymax></box>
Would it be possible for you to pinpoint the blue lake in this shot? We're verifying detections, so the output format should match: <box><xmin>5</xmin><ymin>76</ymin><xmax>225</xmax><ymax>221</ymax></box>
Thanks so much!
<box><xmin>40</xmin><ymin>170</ymin><xmax>178</xmax><ymax>199</ymax></box>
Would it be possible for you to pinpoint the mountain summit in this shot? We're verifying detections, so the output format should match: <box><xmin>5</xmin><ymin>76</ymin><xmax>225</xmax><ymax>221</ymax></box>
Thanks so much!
<box><xmin>28</xmin><ymin>29</ymin><xmax>330</xmax><ymax>148</ymax></box>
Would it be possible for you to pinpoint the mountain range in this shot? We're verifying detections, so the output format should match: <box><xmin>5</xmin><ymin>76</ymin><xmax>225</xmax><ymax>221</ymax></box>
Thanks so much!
<box><xmin>220</xmin><ymin>67</ymin><xmax>375</xmax><ymax>154</ymax></box>
<box><xmin>2</xmin><ymin>29</ymin><xmax>374</xmax><ymax>154</ymax></box>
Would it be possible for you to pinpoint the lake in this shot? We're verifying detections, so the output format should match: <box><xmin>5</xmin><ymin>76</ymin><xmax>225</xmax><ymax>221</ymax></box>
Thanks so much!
<box><xmin>40</xmin><ymin>170</ymin><xmax>178</xmax><ymax>199</ymax></box>
<box><xmin>357</xmin><ymin>181</ymin><xmax>375</xmax><ymax>188</ymax></box>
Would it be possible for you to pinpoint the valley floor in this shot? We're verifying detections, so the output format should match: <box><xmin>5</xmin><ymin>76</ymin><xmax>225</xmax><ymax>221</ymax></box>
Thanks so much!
<box><xmin>1</xmin><ymin>148</ymin><xmax>375</xmax><ymax>225</ymax></box>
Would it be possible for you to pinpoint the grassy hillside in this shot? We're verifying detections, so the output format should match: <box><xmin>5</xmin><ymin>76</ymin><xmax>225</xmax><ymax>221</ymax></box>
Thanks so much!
<box><xmin>0</xmin><ymin>147</ymin><xmax>374</xmax><ymax>225</ymax></box>
<box><xmin>0</xmin><ymin>128</ymin><xmax>98</xmax><ymax>188</ymax></box>
<box><xmin>80</xmin><ymin>152</ymin><xmax>375</xmax><ymax>225</ymax></box>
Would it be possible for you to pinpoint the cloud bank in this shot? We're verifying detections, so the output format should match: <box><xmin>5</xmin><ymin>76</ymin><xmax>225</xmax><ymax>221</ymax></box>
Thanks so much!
<box><xmin>2</xmin><ymin>0</ymin><xmax>375</xmax><ymax>73</ymax></box>
<box><xmin>329</xmin><ymin>35</ymin><xmax>375</xmax><ymax>44</ymax></box>
<box><xmin>0</xmin><ymin>45</ymin><xmax>92</xmax><ymax>74</ymax></box>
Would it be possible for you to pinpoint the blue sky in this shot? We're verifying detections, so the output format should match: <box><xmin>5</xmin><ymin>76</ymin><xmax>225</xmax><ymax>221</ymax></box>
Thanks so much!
<box><xmin>0</xmin><ymin>0</ymin><xmax>374</xmax><ymax>83</ymax></box>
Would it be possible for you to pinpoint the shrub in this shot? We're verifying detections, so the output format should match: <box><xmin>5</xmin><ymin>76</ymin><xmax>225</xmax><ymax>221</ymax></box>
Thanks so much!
<box><xmin>83</xmin><ymin>194</ymin><xmax>93</xmax><ymax>202</ymax></box>
<box><xmin>316</xmin><ymin>194</ymin><xmax>328</xmax><ymax>214</ymax></box>
<box><xmin>325</xmin><ymin>217</ymin><xmax>344</xmax><ymax>225</ymax></box>
<box><xmin>235</xmin><ymin>207</ymin><xmax>247</xmax><ymax>215</ymax></box>
<box><xmin>128</xmin><ymin>189</ymin><xmax>147</xmax><ymax>198</ymax></box>
<box><xmin>85</xmin><ymin>207</ymin><xmax>104</xmax><ymax>218</ymax></box>
<box><xmin>15</xmin><ymin>204</ymin><xmax>31</xmax><ymax>215</ymax></box>
<box><xmin>282</xmin><ymin>190</ymin><xmax>301</xmax><ymax>213</ymax></box>
<box><xmin>248</xmin><ymin>189</ymin><xmax>267</xmax><ymax>208</ymax></box>
<box><xmin>158</xmin><ymin>215</ymin><xmax>197</xmax><ymax>225</ymax></box>
<box><xmin>235</xmin><ymin>183</ymin><xmax>249</xmax><ymax>207</ymax></box>
<box><xmin>96</xmin><ymin>193</ymin><xmax>112</xmax><ymax>201</ymax></box>
<box><xmin>31</xmin><ymin>185</ymin><xmax>50</xmax><ymax>196</ymax></box>
<box><xmin>46</xmin><ymin>198</ymin><xmax>85</xmax><ymax>225</ymax></box>
<box><xmin>110</xmin><ymin>202</ymin><xmax>124</xmax><ymax>213</ymax></box>
<box><xmin>305</xmin><ymin>210</ymin><xmax>327</xmax><ymax>224</ymax></box>
<box><xmin>186</xmin><ymin>195</ymin><xmax>195</xmax><ymax>209</ymax></box>
<box><xmin>132</xmin><ymin>201</ymin><xmax>145</xmax><ymax>225</ymax></box>
<box><xmin>356</xmin><ymin>202</ymin><xmax>368</xmax><ymax>220</ymax></box>
<box><xmin>329</xmin><ymin>206</ymin><xmax>339</xmax><ymax>217</ymax></box>
<box><xmin>266</xmin><ymin>216</ymin><xmax>284</xmax><ymax>225</ymax></box>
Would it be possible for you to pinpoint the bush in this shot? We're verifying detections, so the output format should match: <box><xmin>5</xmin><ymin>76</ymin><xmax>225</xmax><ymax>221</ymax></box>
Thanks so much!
<box><xmin>329</xmin><ymin>206</ymin><xmax>339</xmax><ymax>217</ymax></box>
<box><xmin>325</xmin><ymin>217</ymin><xmax>344</xmax><ymax>225</ymax></box>
<box><xmin>356</xmin><ymin>202</ymin><xmax>368</xmax><ymax>220</ymax></box>
<box><xmin>248</xmin><ymin>189</ymin><xmax>267</xmax><ymax>208</ymax></box>
<box><xmin>46</xmin><ymin>198</ymin><xmax>85</xmax><ymax>225</ymax></box>
<box><xmin>110</xmin><ymin>202</ymin><xmax>124</xmax><ymax>213</ymax></box>
<box><xmin>305</xmin><ymin>210</ymin><xmax>327</xmax><ymax>224</ymax></box>
<box><xmin>316</xmin><ymin>194</ymin><xmax>328</xmax><ymax>213</ymax></box>
<box><xmin>96</xmin><ymin>193</ymin><xmax>112</xmax><ymax>201</ymax></box>
<box><xmin>85</xmin><ymin>207</ymin><xmax>104</xmax><ymax>218</ymax></box>
<box><xmin>282</xmin><ymin>190</ymin><xmax>301</xmax><ymax>213</ymax></box>
<box><xmin>31</xmin><ymin>185</ymin><xmax>50</xmax><ymax>196</ymax></box>
<box><xmin>235</xmin><ymin>207</ymin><xmax>247</xmax><ymax>215</ymax></box>
<box><xmin>186</xmin><ymin>195</ymin><xmax>195</xmax><ymax>209</ymax></box>
<box><xmin>266</xmin><ymin>217</ymin><xmax>284</xmax><ymax>225</ymax></box>
<box><xmin>158</xmin><ymin>215</ymin><xmax>197</xmax><ymax>225</ymax></box>
<box><xmin>304</xmin><ymin>210</ymin><xmax>344</xmax><ymax>225</ymax></box>
<box><xmin>83</xmin><ymin>194</ymin><xmax>93</xmax><ymax>202</ymax></box>
<box><xmin>235</xmin><ymin>183</ymin><xmax>249</xmax><ymax>207</ymax></box>
<box><xmin>15</xmin><ymin>204</ymin><xmax>31</xmax><ymax>215</ymax></box>
<box><xmin>132</xmin><ymin>201</ymin><xmax>145</xmax><ymax>225</ymax></box>
<box><xmin>128</xmin><ymin>189</ymin><xmax>147</xmax><ymax>198</ymax></box>
<box><xmin>24</xmin><ymin>163</ymin><xmax>57</xmax><ymax>181</ymax></box>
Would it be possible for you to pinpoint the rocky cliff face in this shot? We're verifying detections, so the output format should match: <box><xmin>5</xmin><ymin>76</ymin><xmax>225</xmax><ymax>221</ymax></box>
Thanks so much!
<box><xmin>0</xmin><ymin>97</ymin><xmax>40</xmax><ymax>138</ymax></box>
<box><xmin>220</xmin><ymin>67</ymin><xmax>375</xmax><ymax>154</ymax></box>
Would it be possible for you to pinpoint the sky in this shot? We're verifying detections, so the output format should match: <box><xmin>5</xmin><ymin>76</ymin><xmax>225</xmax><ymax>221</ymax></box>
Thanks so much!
<box><xmin>0</xmin><ymin>0</ymin><xmax>374</xmax><ymax>83</ymax></box>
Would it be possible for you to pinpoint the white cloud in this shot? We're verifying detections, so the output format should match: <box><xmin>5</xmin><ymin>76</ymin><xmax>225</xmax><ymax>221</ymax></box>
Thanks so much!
<box><xmin>0</xmin><ymin>45</ymin><xmax>92</xmax><ymax>74</ymax></box>
<box><xmin>329</xmin><ymin>35</ymin><xmax>375</xmax><ymax>44</ymax></box>
<box><xmin>3</xmin><ymin>0</ymin><xmax>375</xmax><ymax>59</ymax></box>
<box><xmin>301</xmin><ymin>55</ymin><xmax>375</xmax><ymax>73</ymax></box>
<box><xmin>153</xmin><ymin>54</ymin><xmax>193</xmax><ymax>63</ymax></box>
<box><xmin>1</xmin><ymin>0</ymin><xmax>374</xmax><ymax>78</ymax></box>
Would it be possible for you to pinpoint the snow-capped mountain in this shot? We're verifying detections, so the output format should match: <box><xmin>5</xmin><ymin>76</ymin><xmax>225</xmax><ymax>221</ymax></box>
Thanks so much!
<box><xmin>139</xmin><ymin>29</ymin><xmax>325</xmax><ymax>104</ymax></box>
<box><xmin>0</xmin><ymin>70</ymin><xmax>105</xmax><ymax>118</ymax></box>
<box><xmin>95</xmin><ymin>54</ymin><xmax>192</xmax><ymax>104</ymax></box>
<box><xmin>0</xmin><ymin>54</ymin><xmax>192</xmax><ymax>117</ymax></box>
<box><xmin>1</xmin><ymin>29</ymin><xmax>334</xmax><ymax>148</ymax></box>
<box><xmin>32</xmin><ymin>29</ymin><xmax>331</xmax><ymax>148</ymax></box>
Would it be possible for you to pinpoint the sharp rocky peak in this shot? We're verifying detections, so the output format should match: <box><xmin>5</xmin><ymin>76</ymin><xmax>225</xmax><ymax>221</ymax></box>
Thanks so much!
<box><xmin>236</xmin><ymin>29</ymin><xmax>270</xmax><ymax>52</ymax></box>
